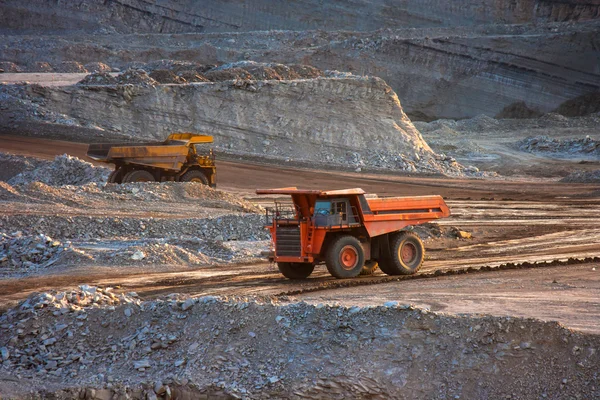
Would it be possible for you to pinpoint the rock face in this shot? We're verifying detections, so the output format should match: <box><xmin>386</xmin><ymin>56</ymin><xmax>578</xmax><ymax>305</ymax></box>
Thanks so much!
<box><xmin>1</xmin><ymin>0</ymin><xmax>598</xmax><ymax>34</ymax></box>
<box><xmin>1</xmin><ymin>76</ymin><xmax>473</xmax><ymax>175</ymax></box>
<box><xmin>2</xmin><ymin>21</ymin><xmax>598</xmax><ymax>120</ymax></box>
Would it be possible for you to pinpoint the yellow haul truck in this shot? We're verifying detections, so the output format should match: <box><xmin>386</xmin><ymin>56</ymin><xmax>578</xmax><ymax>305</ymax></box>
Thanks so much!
<box><xmin>86</xmin><ymin>133</ymin><xmax>216</xmax><ymax>186</ymax></box>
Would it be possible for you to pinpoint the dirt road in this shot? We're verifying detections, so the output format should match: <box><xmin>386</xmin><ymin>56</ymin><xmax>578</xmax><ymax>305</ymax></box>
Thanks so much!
<box><xmin>1</xmin><ymin>134</ymin><xmax>599</xmax><ymax>333</ymax></box>
<box><xmin>296</xmin><ymin>263</ymin><xmax>600</xmax><ymax>334</ymax></box>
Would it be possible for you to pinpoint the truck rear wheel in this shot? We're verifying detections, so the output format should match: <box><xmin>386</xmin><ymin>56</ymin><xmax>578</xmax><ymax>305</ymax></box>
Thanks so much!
<box><xmin>379</xmin><ymin>232</ymin><xmax>424</xmax><ymax>275</ymax></box>
<box><xmin>277</xmin><ymin>262</ymin><xmax>314</xmax><ymax>279</ymax></box>
<box><xmin>180</xmin><ymin>170</ymin><xmax>209</xmax><ymax>185</ymax></box>
<box><xmin>122</xmin><ymin>169</ymin><xmax>155</xmax><ymax>183</ymax></box>
<box><xmin>108</xmin><ymin>168</ymin><xmax>124</xmax><ymax>184</ymax></box>
<box><xmin>326</xmin><ymin>235</ymin><xmax>365</xmax><ymax>279</ymax></box>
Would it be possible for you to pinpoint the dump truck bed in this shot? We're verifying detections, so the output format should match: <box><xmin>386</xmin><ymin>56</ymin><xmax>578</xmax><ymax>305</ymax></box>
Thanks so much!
<box><xmin>86</xmin><ymin>133</ymin><xmax>213</xmax><ymax>171</ymax></box>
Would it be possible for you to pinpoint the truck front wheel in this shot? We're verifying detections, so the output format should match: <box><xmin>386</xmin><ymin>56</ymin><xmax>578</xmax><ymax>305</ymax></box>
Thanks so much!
<box><xmin>379</xmin><ymin>232</ymin><xmax>424</xmax><ymax>275</ymax></box>
<box><xmin>277</xmin><ymin>262</ymin><xmax>314</xmax><ymax>279</ymax></box>
<box><xmin>180</xmin><ymin>170</ymin><xmax>209</xmax><ymax>185</ymax></box>
<box><xmin>326</xmin><ymin>235</ymin><xmax>365</xmax><ymax>279</ymax></box>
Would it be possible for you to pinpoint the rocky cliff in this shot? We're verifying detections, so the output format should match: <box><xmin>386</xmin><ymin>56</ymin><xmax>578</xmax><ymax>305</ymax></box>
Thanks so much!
<box><xmin>1</xmin><ymin>0</ymin><xmax>598</xmax><ymax>34</ymax></box>
<box><xmin>0</xmin><ymin>77</ymin><xmax>473</xmax><ymax>175</ymax></box>
<box><xmin>2</xmin><ymin>21</ymin><xmax>598</xmax><ymax>119</ymax></box>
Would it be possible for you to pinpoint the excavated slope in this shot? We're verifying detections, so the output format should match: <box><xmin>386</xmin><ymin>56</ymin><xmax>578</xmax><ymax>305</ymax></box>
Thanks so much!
<box><xmin>2</xmin><ymin>21</ymin><xmax>598</xmax><ymax>119</ymax></box>
<box><xmin>1</xmin><ymin>0</ymin><xmax>598</xmax><ymax>34</ymax></box>
<box><xmin>0</xmin><ymin>77</ymin><xmax>468</xmax><ymax>175</ymax></box>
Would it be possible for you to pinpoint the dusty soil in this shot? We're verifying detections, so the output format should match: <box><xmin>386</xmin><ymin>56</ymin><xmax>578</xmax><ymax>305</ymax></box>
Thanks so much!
<box><xmin>297</xmin><ymin>263</ymin><xmax>600</xmax><ymax>334</ymax></box>
<box><xmin>0</xmin><ymin>135</ymin><xmax>599</xmax><ymax>328</ymax></box>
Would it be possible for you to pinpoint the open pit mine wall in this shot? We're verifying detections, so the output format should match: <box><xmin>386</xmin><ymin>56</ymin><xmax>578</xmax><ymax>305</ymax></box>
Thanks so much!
<box><xmin>9</xmin><ymin>78</ymin><xmax>433</xmax><ymax>159</ymax></box>
<box><xmin>1</xmin><ymin>0</ymin><xmax>598</xmax><ymax>34</ymax></box>
<box><xmin>3</xmin><ymin>22</ymin><xmax>597</xmax><ymax>120</ymax></box>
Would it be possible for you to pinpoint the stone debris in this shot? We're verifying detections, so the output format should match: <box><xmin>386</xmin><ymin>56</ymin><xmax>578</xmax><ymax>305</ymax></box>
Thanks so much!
<box><xmin>0</xmin><ymin>61</ymin><xmax>22</xmax><ymax>73</ymax></box>
<box><xmin>409</xmin><ymin>222</ymin><xmax>473</xmax><ymax>240</ymax></box>
<box><xmin>204</xmin><ymin>67</ymin><xmax>253</xmax><ymax>82</ymax></box>
<box><xmin>84</xmin><ymin>62</ymin><xmax>112</xmax><ymax>73</ymax></box>
<box><xmin>0</xmin><ymin>232</ymin><xmax>80</xmax><ymax>273</ymax></box>
<box><xmin>0</xmin><ymin>291</ymin><xmax>597</xmax><ymax>399</ymax></box>
<box><xmin>0</xmin><ymin>155</ymin><xmax>270</xmax><ymax>276</ymax></box>
<box><xmin>560</xmin><ymin>169</ymin><xmax>600</xmax><ymax>183</ymax></box>
<box><xmin>517</xmin><ymin>135</ymin><xmax>600</xmax><ymax>157</ymax></box>
<box><xmin>554</xmin><ymin>92</ymin><xmax>600</xmax><ymax>117</ymax></box>
<box><xmin>8</xmin><ymin>154</ymin><xmax>111</xmax><ymax>186</ymax></box>
<box><xmin>78</xmin><ymin>72</ymin><xmax>117</xmax><ymax>86</ymax></box>
<box><xmin>148</xmin><ymin>69</ymin><xmax>187</xmax><ymax>84</ymax></box>
<box><xmin>176</xmin><ymin>70</ymin><xmax>209</xmax><ymax>82</ymax></box>
<box><xmin>0</xmin><ymin>152</ymin><xmax>46</xmax><ymax>182</ymax></box>
<box><xmin>54</xmin><ymin>61</ymin><xmax>87</xmax><ymax>73</ymax></box>
<box><xmin>495</xmin><ymin>101</ymin><xmax>543</xmax><ymax>119</ymax></box>
<box><xmin>115</xmin><ymin>69</ymin><xmax>158</xmax><ymax>87</ymax></box>
<box><xmin>30</xmin><ymin>61</ymin><xmax>54</xmax><ymax>72</ymax></box>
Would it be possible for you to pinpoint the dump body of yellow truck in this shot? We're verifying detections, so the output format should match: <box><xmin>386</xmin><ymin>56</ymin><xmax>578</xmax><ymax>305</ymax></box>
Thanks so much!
<box><xmin>87</xmin><ymin>133</ymin><xmax>216</xmax><ymax>186</ymax></box>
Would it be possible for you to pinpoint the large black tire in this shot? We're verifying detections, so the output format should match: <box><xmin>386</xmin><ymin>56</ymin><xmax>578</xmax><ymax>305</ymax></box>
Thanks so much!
<box><xmin>277</xmin><ymin>262</ymin><xmax>315</xmax><ymax>279</ymax></box>
<box><xmin>122</xmin><ymin>169</ymin><xmax>155</xmax><ymax>183</ymax></box>
<box><xmin>360</xmin><ymin>260</ymin><xmax>379</xmax><ymax>276</ymax></box>
<box><xmin>325</xmin><ymin>235</ymin><xmax>365</xmax><ymax>279</ymax></box>
<box><xmin>108</xmin><ymin>168</ymin><xmax>124</xmax><ymax>184</ymax></box>
<box><xmin>378</xmin><ymin>231</ymin><xmax>424</xmax><ymax>276</ymax></box>
<box><xmin>180</xmin><ymin>170</ymin><xmax>209</xmax><ymax>185</ymax></box>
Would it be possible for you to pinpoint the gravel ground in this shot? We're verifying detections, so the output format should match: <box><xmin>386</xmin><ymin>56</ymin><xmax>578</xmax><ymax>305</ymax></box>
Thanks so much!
<box><xmin>0</xmin><ymin>289</ymin><xmax>598</xmax><ymax>399</ymax></box>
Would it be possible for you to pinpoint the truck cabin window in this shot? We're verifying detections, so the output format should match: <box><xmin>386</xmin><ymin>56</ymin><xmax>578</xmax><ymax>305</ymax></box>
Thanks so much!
<box><xmin>314</xmin><ymin>200</ymin><xmax>332</xmax><ymax>216</ymax></box>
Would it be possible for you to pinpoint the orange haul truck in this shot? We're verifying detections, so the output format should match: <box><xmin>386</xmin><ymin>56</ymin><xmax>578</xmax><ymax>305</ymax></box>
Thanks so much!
<box><xmin>256</xmin><ymin>187</ymin><xmax>450</xmax><ymax>279</ymax></box>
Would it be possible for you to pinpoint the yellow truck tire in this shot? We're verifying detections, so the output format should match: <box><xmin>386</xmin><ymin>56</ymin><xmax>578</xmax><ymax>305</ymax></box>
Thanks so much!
<box><xmin>180</xmin><ymin>170</ymin><xmax>209</xmax><ymax>185</ymax></box>
<box><xmin>122</xmin><ymin>170</ymin><xmax>155</xmax><ymax>183</ymax></box>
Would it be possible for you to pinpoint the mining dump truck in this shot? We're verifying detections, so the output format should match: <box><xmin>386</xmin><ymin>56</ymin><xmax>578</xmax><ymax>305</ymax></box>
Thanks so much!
<box><xmin>256</xmin><ymin>187</ymin><xmax>450</xmax><ymax>279</ymax></box>
<box><xmin>86</xmin><ymin>133</ymin><xmax>216</xmax><ymax>186</ymax></box>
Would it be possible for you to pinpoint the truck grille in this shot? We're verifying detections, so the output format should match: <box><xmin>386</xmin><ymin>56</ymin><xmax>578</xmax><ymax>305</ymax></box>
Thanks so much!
<box><xmin>276</xmin><ymin>225</ymin><xmax>301</xmax><ymax>257</ymax></box>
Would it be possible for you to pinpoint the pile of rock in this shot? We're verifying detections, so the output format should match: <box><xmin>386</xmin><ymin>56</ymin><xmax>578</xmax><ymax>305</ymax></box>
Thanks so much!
<box><xmin>84</xmin><ymin>62</ymin><xmax>112</xmax><ymax>73</ymax></box>
<box><xmin>0</xmin><ymin>61</ymin><xmax>22</xmax><ymax>73</ymax></box>
<box><xmin>0</xmin><ymin>291</ymin><xmax>597</xmax><ymax>399</ymax></box>
<box><xmin>0</xmin><ymin>213</ymin><xmax>269</xmax><ymax>241</ymax></box>
<box><xmin>78</xmin><ymin>72</ymin><xmax>117</xmax><ymax>85</ymax></box>
<box><xmin>148</xmin><ymin>69</ymin><xmax>186</xmax><ymax>84</ymax></box>
<box><xmin>101</xmin><ymin>182</ymin><xmax>263</xmax><ymax>213</ymax></box>
<box><xmin>0</xmin><ymin>232</ymin><xmax>71</xmax><ymax>271</ymax></box>
<box><xmin>0</xmin><ymin>152</ymin><xmax>45</xmax><ymax>182</ymax></box>
<box><xmin>560</xmin><ymin>169</ymin><xmax>600</xmax><ymax>183</ymax></box>
<box><xmin>8</xmin><ymin>154</ymin><xmax>111</xmax><ymax>186</ymax></box>
<box><xmin>410</xmin><ymin>223</ymin><xmax>472</xmax><ymax>240</ymax></box>
<box><xmin>30</xmin><ymin>61</ymin><xmax>54</xmax><ymax>72</ymax></box>
<box><xmin>116</xmin><ymin>69</ymin><xmax>158</xmax><ymax>87</ymax></box>
<box><xmin>107</xmin><ymin>243</ymin><xmax>211</xmax><ymax>266</ymax></box>
<box><xmin>54</xmin><ymin>61</ymin><xmax>87</xmax><ymax>73</ymax></box>
<box><xmin>204</xmin><ymin>67</ymin><xmax>253</xmax><ymax>82</ymax></box>
<box><xmin>517</xmin><ymin>135</ymin><xmax>600</xmax><ymax>156</ymax></box>
<box><xmin>176</xmin><ymin>70</ymin><xmax>209</xmax><ymax>82</ymax></box>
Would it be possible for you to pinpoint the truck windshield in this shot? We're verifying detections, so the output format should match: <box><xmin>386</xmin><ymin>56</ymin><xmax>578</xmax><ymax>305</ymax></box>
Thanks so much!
<box><xmin>194</xmin><ymin>143</ymin><xmax>212</xmax><ymax>155</ymax></box>
<box><xmin>314</xmin><ymin>200</ymin><xmax>332</xmax><ymax>216</ymax></box>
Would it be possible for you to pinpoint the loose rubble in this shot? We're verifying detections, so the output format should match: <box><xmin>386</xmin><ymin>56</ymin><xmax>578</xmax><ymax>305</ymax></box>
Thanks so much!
<box><xmin>0</xmin><ymin>232</ymin><xmax>83</xmax><ymax>274</ymax></box>
<box><xmin>8</xmin><ymin>154</ymin><xmax>111</xmax><ymax>186</ymax></box>
<box><xmin>55</xmin><ymin>61</ymin><xmax>87</xmax><ymax>73</ymax></box>
<box><xmin>0</xmin><ymin>153</ymin><xmax>269</xmax><ymax>276</ymax></box>
<box><xmin>115</xmin><ymin>69</ymin><xmax>158</xmax><ymax>87</ymax></box>
<box><xmin>517</xmin><ymin>135</ymin><xmax>600</xmax><ymax>157</ymax></box>
<box><xmin>78</xmin><ymin>72</ymin><xmax>117</xmax><ymax>86</ymax></box>
<box><xmin>560</xmin><ymin>169</ymin><xmax>600</xmax><ymax>183</ymax></box>
<box><xmin>0</xmin><ymin>291</ymin><xmax>597</xmax><ymax>399</ymax></box>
